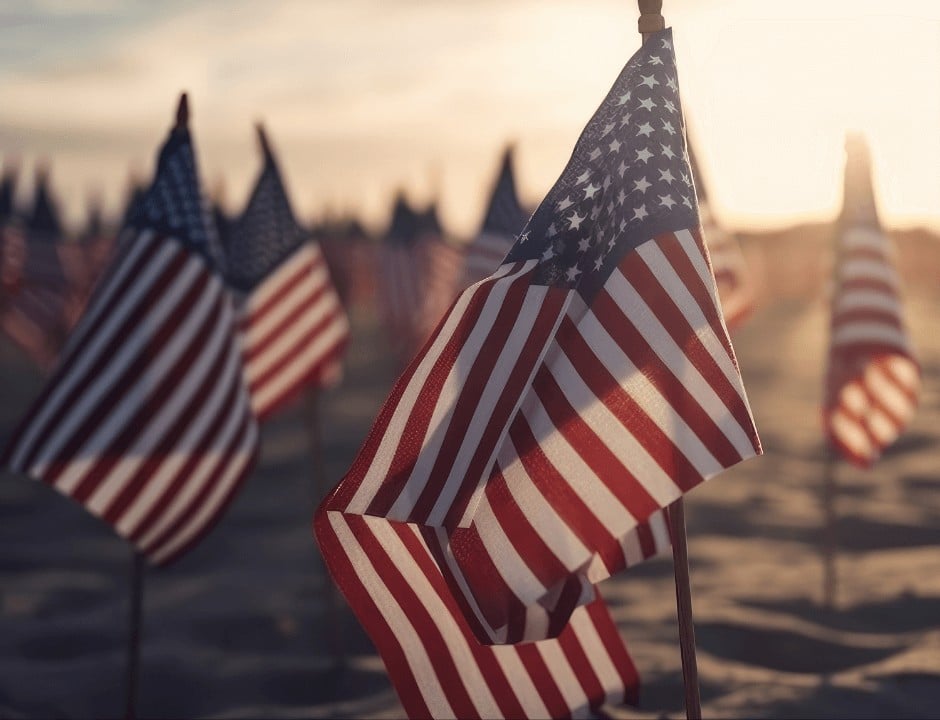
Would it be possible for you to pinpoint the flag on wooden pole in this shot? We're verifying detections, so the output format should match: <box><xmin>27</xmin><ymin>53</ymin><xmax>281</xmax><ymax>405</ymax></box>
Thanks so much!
<box><xmin>1</xmin><ymin>95</ymin><xmax>260</xmax><ymax>566</ymax></box>
<box><xmin>461</xmin><ymin>144</ymin><xmax>529</xmax><ymax>288</ymax></box>
<box><xmin>224</xmin><ymin>125</ymin><xmax>349</xmax><ymax>421</ymax></box>
<box><xmin>316</xmin><ymin>27</ymin><xmax>760</xmax><ymax>716</ymax></box>
<box><xmin>824</xmin><ymin>133</ymin><xmax>919</xmax><ymax>467</ymax></box>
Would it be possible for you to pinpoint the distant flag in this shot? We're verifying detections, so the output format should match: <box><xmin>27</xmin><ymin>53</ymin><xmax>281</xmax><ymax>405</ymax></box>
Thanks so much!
<box><xmin>224</xmin><ymin>125</ymin><xmax>349</xmax><ymax>421</ymax></box>
<box><xmin>824</xmin><ymin>134</ymin><xmax>919</xmax><ymax>467</ymax></box>
<box><xmin>687</xmin><ymin>137</ymin><xmax>753</xmax><ymax>331</ymax></box>
<box><xmin>462</xmin><ymin>144</ymin><xmax>529</xmax><ymax>287</ymax></box>
<box><xmin>316</xmin><ymin>28</ymin><xmax>760</xmax><ymax>716</ymax></box>
<box><xmin>59</xmin><ymin>197</ymin><xmax>115</xmax><ymax>331</ymax></box>
<box><xmin>0</xmin><ymin>166</ymin><xmax>70</xmax><ymax>368</ymax></box>
<box><xmin>0</xmin><ymin>164</ymin><xmax>24</xmax><ymax>298</ymax></box>
<box><xmin>376</xmin><ymin>193</ymin><xmax>427</xmax><ymax>361</ymax></box>
<box><xmin>417</xmin><ymin>202</ymin><xmax>465</xmax><ymax>346</ymax></box>
<box><xmin>318</xmin><ymin>217</ymin><xmax>377</xmax><ymax>311</ymax></box>
<box><xmin>1</xmin><ymin>95</ymin><xmax>260</xmax><ymax>565</ymax></box>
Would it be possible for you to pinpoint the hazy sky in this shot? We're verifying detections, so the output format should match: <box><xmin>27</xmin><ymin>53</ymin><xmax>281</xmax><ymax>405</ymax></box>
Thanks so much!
<box><xmin>2</xmin><ymin>0</ymin><xmax>940</xmax><ymax>236</ymax></box>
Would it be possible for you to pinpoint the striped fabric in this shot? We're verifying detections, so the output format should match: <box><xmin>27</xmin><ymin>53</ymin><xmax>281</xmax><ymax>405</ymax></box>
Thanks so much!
<box><xmin>239</xmin><ymin>242</ymin><xmax>348</xmax><ymax>420</ymax></box>
<box><xmin>1</xmin><ymin>98</ymin><xmax>260</xmax><ymax>565</ymax></box>
<box><xmin>226</xmin><ymin>126</ymin><xmax>349</xmax><ymax>421</ymax></box>
<box><xmin>317</xmin><ymin>28</ymin><xmax>760</xmax><ymax>717</ymax></box>
<box><xmin>418</xmin><ymin>235</ymin><xmax>466</xmax><ymax>349</ymax></box>
<box><xmin>824</xmin><ymin>134</ymin><xmax>919</xmax><ymax>467</ymax></box>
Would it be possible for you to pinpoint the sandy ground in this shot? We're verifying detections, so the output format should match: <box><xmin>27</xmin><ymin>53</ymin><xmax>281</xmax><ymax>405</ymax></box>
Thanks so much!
<box><xmin>1</xmin><ymin>269</ymin><xmax>940</xmax><ymax>719</ymax></box>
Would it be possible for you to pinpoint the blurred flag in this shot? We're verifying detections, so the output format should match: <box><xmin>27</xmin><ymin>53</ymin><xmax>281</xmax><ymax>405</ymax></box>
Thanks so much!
<box><xmin>59</xmin><ymin>198</ymin><xmax>115</xmax><ymax>331</ymax></box>
<box><xmin>0</xmin><ymin>164</ymin><xmax>24</xmax><ymax>299</ymax></box>
<box><xmin>1</xmin><ymin>96</ymin><xmax>259</xmax><ymax>566</ymax></box>
<box><xmin>0</xmin><ymin>167</ymin><xmax>70</xmax><ymax>369</ymax></box>
<box><xmin>224</xmin><ymin>125</ymin><xmax>349</xmax><ymax>421</ymax></box>
<box><xmin>824</xmin><ymin>134</ymin><xmax>919</xmax><ymax>467</ymax></box>
<box><xmin>316</xmin><ymin>28</ymin><xmax>759</xmax><ymax>716</ymax></box>
<box><xmin>377</xmin><ymin>193</ymin><xmax>427</xmax><ymax>361</ymax></box>
<box><xmin>687</xmin><ymin>138</ymin><xmax>753</xmax><ymax>331</ymax></box>
<box><xmin>417</xmin><ymin>203</ymin><xmax>465</xmax><ymax>346</ymax></box>
<box><xmin>318</xmin><ymin>217</ymin><xmax>377</xmax><ymax>311</ymax></box>
<box><xmin>462</xmin><ymin>144</ymin><xmax>529</xmax><ymax>287</ymax></box>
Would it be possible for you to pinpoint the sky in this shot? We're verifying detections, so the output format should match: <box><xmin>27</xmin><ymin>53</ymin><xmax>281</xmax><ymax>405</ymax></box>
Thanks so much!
<box><xmin>2</xmin><ymin>0</ymin><xmax>940</xmax><ymax>237</ymax></box>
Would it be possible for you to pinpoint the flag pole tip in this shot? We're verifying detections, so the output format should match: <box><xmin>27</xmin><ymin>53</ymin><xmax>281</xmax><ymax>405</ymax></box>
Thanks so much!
<box><xmin>256</xmin><ymin>122</ymin><xmax>273</xmax><ymax>157</ymax></box>
<box><xmin>175</xmin><ymin>93</ymin><xmax>190</xmax><ymax>130</ymax></box>
<box><xmin>638</xmin><ymin>0</ymin><xmax>665</xmax><ymax>34</ymax></box>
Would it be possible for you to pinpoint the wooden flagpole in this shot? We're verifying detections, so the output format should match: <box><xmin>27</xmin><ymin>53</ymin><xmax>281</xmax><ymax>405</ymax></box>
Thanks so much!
<box><xmin>638</xmin><ymin>3</ymin><xmax>702</xmax><ymax>718</ymax></box>
<box><xmin>305</xmin><ymin>388</ymin><xmax>345</xmax><ymax>669</ymax></box>
<box><xmin>124</xmin><ymin>550</ymin><xmax>145</xmax><ymax>719</ymax></box>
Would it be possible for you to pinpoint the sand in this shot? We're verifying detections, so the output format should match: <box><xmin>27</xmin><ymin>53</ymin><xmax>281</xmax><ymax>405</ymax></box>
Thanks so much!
<box><xmin>1</xmin><ymin>238</ymin><xmax>939</xmax><ymax>719</ymax></box>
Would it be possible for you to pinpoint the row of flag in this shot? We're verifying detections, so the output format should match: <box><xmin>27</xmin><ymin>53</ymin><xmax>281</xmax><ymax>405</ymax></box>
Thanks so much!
<box><xmin>0</xmin><ymin>22</ymin><xmax>923</xmax><ymax>720</ymax></box>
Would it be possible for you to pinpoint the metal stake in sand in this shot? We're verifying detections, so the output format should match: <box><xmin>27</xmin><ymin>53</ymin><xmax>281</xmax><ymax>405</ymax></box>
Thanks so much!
<box><xmin>306</xmin><ymin>388</ymin><xmax>346</xmax><ymax>669</ymax></box>
<box><xmin>638</xmin><ymin>3</ymin><xmax>702</xmax><ymax>718</ymax></box>
<box><xmin>124</xmin><ymin>550</ymin><xmax>145</xmax><ymax>719</ymax></box>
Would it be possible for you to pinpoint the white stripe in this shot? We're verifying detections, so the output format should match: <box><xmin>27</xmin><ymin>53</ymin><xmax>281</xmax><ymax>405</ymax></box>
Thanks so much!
<box><xmin>534</xmin><ymin>642</ymin><xmax>590</xmax><ymax>719</ymax></box>
<box><xmin>28</xmin><ymin>257</ymin><xmax>207</xmax><ymax>477</ymax></box>
<box><xmin>829</xmin><ymin>409</ymin><xmax>872</xmax><ymax>459</ymax></box>
<box><xmin>245</xmin><ymin>244</ymin><xmax>321</xmax><ymax>311</ymax></box>
<box><xmin>864</xmin><ymin>362</ymin><xmax>916</xmax><ymax>422</ymax></box>
<box><xmin>492</xmin><ymin>649</ymin><xmax>551</xmax><ymax>718</ymax></box>
<box><xmin>345</xmin><ymin>262</ymin><xmax>527</xmax><ymax>515</ymax></box>
<box><xmin>834</xmin><ymin>288</ymin><xmax>901</xmax><ymax>317</ymax></box>
<box><xmin>568</xmin><ymin>608</ymin><xmax>624</xmax><ymax>705</ymax></box>
<box><xmin>839</xmin><ymin>257</ymin><xmax>899</xmax><ymax>288</ymax></box>
<box><xmin>841</xmin><ymin>227</ymin><xmax>892</xmax><ymax>254</ymax></box>
<box><xmin>831</xmin><ymin>322</ymin><xmax>909</xmax><ymax>349</ymax></box>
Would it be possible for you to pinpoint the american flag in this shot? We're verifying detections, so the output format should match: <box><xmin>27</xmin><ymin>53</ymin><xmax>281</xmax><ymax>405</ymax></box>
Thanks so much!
<box><xmin>0</xmin><ymin>168</ymin><xmax>70</xmax><ymax>369</ymax></box>
<box><xmin>224</xmin><ymin>125</ymin><xmax>349</xmax><ymax>421</ymax></box>
<box><xmin>1</xmin><ymin>96</ymin><xmax>260</xmax><ymax>566</ymax></box>
<box><xmin>687</xmin><ymin>138</ymin><xmax>753</xmax><ymax>331</ymax></box>
<box><xmin>316</xmin><ymin>28</ymin><xmax>760</xmax><ymax>715</ymax></box>
<box><xmin>824</xmin><ymin>134</ymin><xmax>919</xmax><ymax>467</ymax></box>
<box><xmin>59</xmin><ymin>200</ymin><xmax>115</xmax><ymax>332</ymax></box>
<box><xmin>377</xmin><ymin>194</ymin><xmax>428</xmax><ymax>361</ymax></box>
<box><xmin>417</xmin><ymin>203</ymin><xmax>466</xmax><ymax>348</ymax></box>
<box><xmin>462</xmin><ymin>144</ymin><xmax>529</xmax><ymax>288</ymax></box>
<box><xmin>0</xmin><ymin>165</ymin><xmax>24</xmax><ymax>299</ymax></box>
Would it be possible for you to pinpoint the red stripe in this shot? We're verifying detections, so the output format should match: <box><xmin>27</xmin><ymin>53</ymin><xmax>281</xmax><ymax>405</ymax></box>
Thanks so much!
<box><xmin>584</xmin><ymin>598</ymin><xmax>639</xmax><ymax>706</ymax></box>
<box><xmin>556</xmin><ymin>617</ymin><xmax>606</xmax><ymax>708</ymax></box>
<box><xmin>513</xmin><ymin>643</ymin><xmax>570</xmax><ymax>718</ymax></box>
<box><xmin>242</xmin><ymin>250</ymin><xmax>323</xmax><ymax>327</ymax></box>
<box><xmin>243</xmin><ymin>275</ymin><xmax>329</xmax><ymax>362</ymax></box>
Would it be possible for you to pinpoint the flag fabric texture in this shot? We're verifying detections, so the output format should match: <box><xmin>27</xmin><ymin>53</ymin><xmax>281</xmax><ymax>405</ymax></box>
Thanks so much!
<box><xmin>824</xmin><ymin>134</ymin><xmax>919</xmax><ymax>467</ymax></box>
<box><xmin>0</xmin><ymin>170</ymin><xmax>70</xmax><ymax>369</ymax></box>
<box><xmin>1</xmin><ymin>98</ymin><xmax>260</xmax><ymax>566</ymax></box>
<box><xmin>317</xmin><ymin>28</ymin><xmax>760</xmax><ymax>717</ymax></box>
<box><xmin>224</xmin><ymin>126</ymin><xmax>349</xmax><ymax>421</ymax></box>
<box><xmin>462</xmin><ymin>145</ymin><xmax>529</xmax><ymax>288</ymax></box>
<box><xmin>687</xmin><ymin>139</ymin><xmax>753</xmax><ymax>331</ymax></box>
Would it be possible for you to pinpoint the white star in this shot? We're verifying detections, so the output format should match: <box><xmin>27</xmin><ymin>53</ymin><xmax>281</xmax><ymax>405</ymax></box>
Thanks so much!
<box><xmin>568</xmin><ymin>211</ymin><xmax>585</xmax><ymax>230</ymax></box>
<box><xmin>664</xmin><ymin>99</ymin><xmax>677</xmax><ymax>113</ymax></box>
<box><xmin>583</xmin><ymin>182</ymin><xmax>600</xmax><ymax>200</ymax></box>
<box><xmin>594</xmin><ymin>256</ymin><xmax>604</xmax><ymax>271</ymax></box>
<box><xmin>557</xmin><ymin>196</ymin><xmax>574</xmax><ymax>211</ymax></box>
<box><xmin>666</xmin><ymin>76</ymin><xmax>678</xmax><ymax>91</ymax></box>
<box><xmin>589</xmin><ymin>148</ymin><xmax>602</xmax><ymax>161</ymax></box>
<box><xmin>633</xmin><ymin>205</ymin><xmax>648</xmax><ymax>221</ymax></box>
<box><xmin>575</xmin><ymin>170</ymin><xmax>591</xmax><ymax>185</ymax></box>
<box><xmin>609</xmin><ymin>235</ymin><xmax>618</xmax><ymax>250</ymax></box>
<box><xmin>660</xmin><ymin>168</ymin><xmax>676</xmax><ymax>184</ymax></box>
<box><xmin>640</xmin><ymin>74</ymin><xmax>660</xmax><ymax>88</ymax></box>
<box><xmin>602</xmin><ymin>175</ymin><xmax>612</xmax><ymax>190</ymax></box>
<box><xmin>518</xmin><ymin>231</ymin><xmax>530</xmax><ymax>243</ymax></box>
<box><xmin>566</xmin><ymin>264</ymin><xmax>582</xmax><ymax>282</ymax></box>
<box><xmin>618</xmin><ymin>220</ymin><xmax>626</xmax><ymax>233</ymax></box>
<box><xmin>681</xmin><ymin>172</ymin><xmax>691</xmax><ymax>185</ymax></box>
<box><xmin>636</xmin><ymin>122</ymin><xmax>654</xmax><ymax>137</ymax></box>
<box><xmin>661</xmin><ymin>38</ymin><xmax>672</xmax><ymax>50</ymax></box>
<box><xmin>682</xmin><ymin>195</ymin><xmax>693</xmax><ymax>209</ymax></box>
<box><xmin>578</xmin><ymin>237</ymin><xmax>591</xmax><ymax>253</ymax></box>
<box><xmin>617</xmin><ymin>188</ymin><xmax>627</xmax><ymax>205</ymax></box>
<box><xmin>636</xmin><ymin>147</ymin><xmax>653</xmax><ymax>163</ymax></box>
<box><xmin>638</xmin><ymin>97</ymin><xmax>656</xmax><ymax>111</ymax></box>
<box><xmin>661</xmin><ymin>144</ymin><xmax>676</xmax><ymax>160</ymax></box>
<box><xmin>649</xmin><ymin>55</ymin><xmax>664</xmax><ymax>66</ymax></box>
<box><xmin>662</xmin><ymin>120</ymin><xmax>676</xmax><ymax>135</ymax></box>
<box><xmin>618</xmin><ymin>160</ymin><xmax>628</xmax><ymax>178</ymax></box>
<box><xmin>620</xmin><ymin>112</ymin><xmax>633</xmax><ymax>127</ymax></box>
<box><xmin>609</xmin><ymin>138</ymin><xmax>622</xmax><ymax>153</ymax></box>
<box><xmin>634</xmin><ymin>177</ymin><xmax>652</xmax><ymax>192</ymax></box>
<box><xmin>616</xmin><ymin>91</ymin><xmax>632</xmax><ymax>106</ymax></box>
<box><xmin>601</xmin><ymin>121</ymin><xmax>616</xmax><ymax>136</ymax></box>
<box><xmin>659</xmin><ymin>194</ymin><xmax>676</xmax><ymax>209</ymax></box>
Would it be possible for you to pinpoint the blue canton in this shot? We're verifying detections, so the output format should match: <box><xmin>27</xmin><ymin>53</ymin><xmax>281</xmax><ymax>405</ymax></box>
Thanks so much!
<box><xmin>505</xmin><ymin>28</ymin><xmax>699</xmax><ymax>300</ymax></box>
<box><xmin>225</xmin><ymin>144</ymin><xmax>308</xmax><ymax>292</ymax></box>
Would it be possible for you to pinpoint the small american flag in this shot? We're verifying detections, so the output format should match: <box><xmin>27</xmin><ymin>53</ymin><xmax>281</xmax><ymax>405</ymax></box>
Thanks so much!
<box><xmin>1</xmin><ymin>96</ymin><xmax>260</xmax><ymax>565</ymax></box>
<box><xmin>0</xmin><ymin>168</ymin><xmax>70</xmax><ymax>370</ymax></box>
<box><xmin>316</xmin><ymin>28</ymin><xmax>760</xmax><ymax>715</ymax></box>
<box><xmin>687</xmin><ymin>139</ymin><xmax>753</xmax><ymax>332</ymax></box>
<box><xmin>462</xmin><ymin>144</ymin><xmax>529</xmax><ymax>288</ymax></box>
<box><xmin>824</xmin><ymin>134</ymin><xmax>919</xmax><ymax>467</ymax></box>
<box><xmin>224</xmin><ymin>125</ymin><xmax>349</xmax><ymax>421</ymax></box>
<box><xmin>417</xmin><ymin>203</ymin><xmax>466</xmax><ymax>348</ymax></box>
